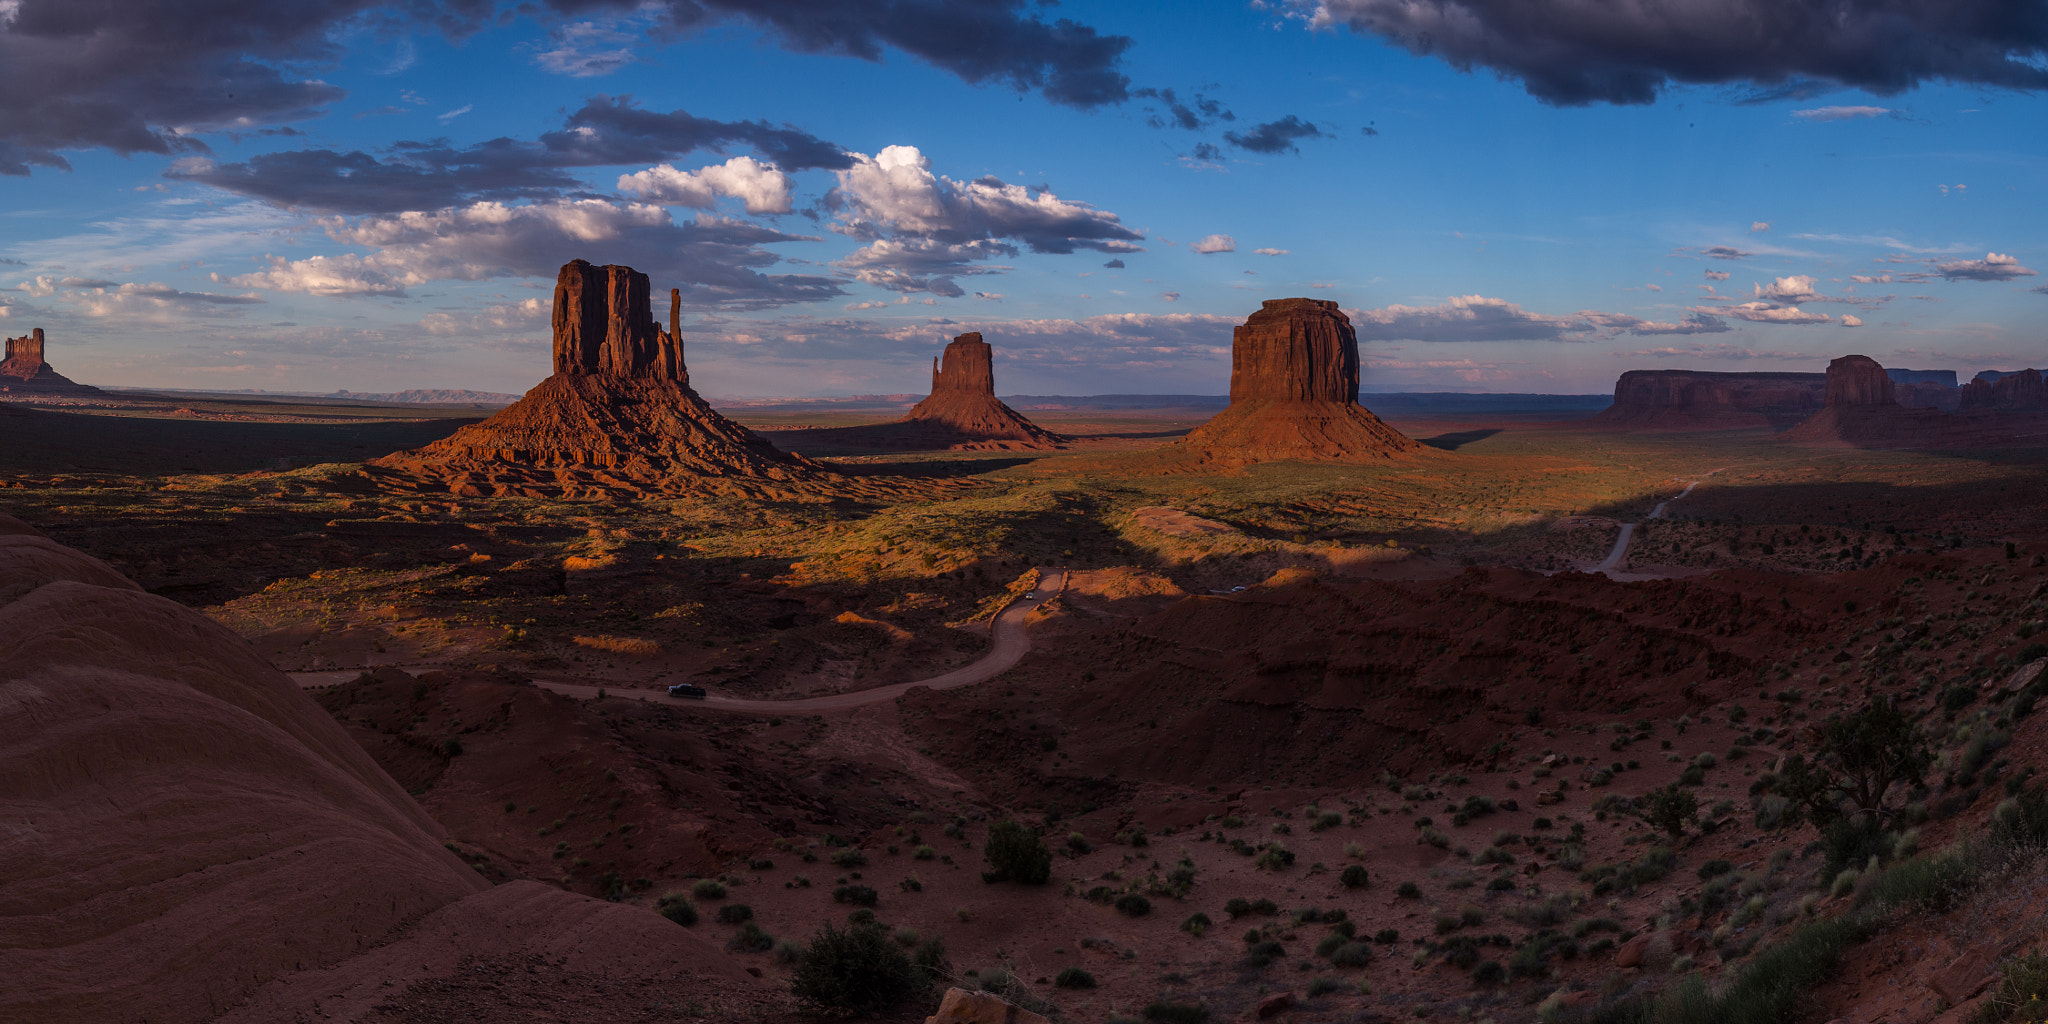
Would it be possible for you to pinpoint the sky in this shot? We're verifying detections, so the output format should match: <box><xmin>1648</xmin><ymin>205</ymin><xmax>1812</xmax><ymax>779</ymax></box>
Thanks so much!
<box><xmin>3</xmin><ymin>0</ymin><xmax>2046</xmax><ymax>398</ymax></box>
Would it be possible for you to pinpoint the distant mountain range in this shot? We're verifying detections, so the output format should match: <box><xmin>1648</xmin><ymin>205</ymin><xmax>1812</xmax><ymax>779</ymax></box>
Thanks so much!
<box><xmin>325</xmin><ymin>389</ymin><xmax>522</xmax><ymax>406</ymax></box>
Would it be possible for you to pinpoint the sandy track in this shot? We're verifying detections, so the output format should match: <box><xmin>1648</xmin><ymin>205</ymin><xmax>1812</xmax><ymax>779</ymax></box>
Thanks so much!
<box><xmin>1594</xmin><ymin>477</ymin><xmax>1704</xmax><ymax>573</ymax></box>
<box><xmin>291</xmin><ymin>568</ymin><xmax>1067</xmax><ymax>714</ymax></box>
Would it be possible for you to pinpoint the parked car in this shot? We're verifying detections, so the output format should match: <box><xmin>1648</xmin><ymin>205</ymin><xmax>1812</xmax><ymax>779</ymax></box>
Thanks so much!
<box><xmin>667</xmin><ymin>683</ymin><xmax>707</xmax><ymax>699</ymax></box>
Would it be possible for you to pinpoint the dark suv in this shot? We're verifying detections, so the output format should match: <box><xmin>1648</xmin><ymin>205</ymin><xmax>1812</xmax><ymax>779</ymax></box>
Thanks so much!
<box><xmin>666</xmin><ymin>683</ymin><xmax>708</xmax><ymax>699</ymax></box>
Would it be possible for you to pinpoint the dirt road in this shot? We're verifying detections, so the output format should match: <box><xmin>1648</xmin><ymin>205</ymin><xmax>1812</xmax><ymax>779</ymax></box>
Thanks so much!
<box><xmin>291</xmin><ymin>568</ymin><xmax>1067</xmax><ymax>714</ymax></box>
<box><xmin>1593</xmin><ymin>478</ymin><xmax>1705</xmax><ymax>574</ymax></box>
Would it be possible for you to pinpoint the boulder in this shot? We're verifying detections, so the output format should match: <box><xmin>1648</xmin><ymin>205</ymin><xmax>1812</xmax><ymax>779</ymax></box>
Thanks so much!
<box><xmin>925</xmin><ymin>987</ymin><xmax>1051</xmax><ymax>1024</ymax></box>
<box><xmin>1824</xmin><ymin>355</ymin><xmax>1896</xmax><ymax>408</ymax></box>
<box><xmin>1177</xmin><ymin>298</ymin><xmax>1418</xmax><ymax>464</ymax></box>
<box><xmin>1928</xmin><ymin>948</ymin><xmax>1995</xmax><ymax>1006</ymax></box>
<box><xmin>1256</xmin><ymin>991</ymin><xmax>1297</xmax><ymax>1018</ymax></box>
<box><xmin>2005</xmin><ymin>659</ymin><xmax>2046</xmax><ymax>694</ymax></box>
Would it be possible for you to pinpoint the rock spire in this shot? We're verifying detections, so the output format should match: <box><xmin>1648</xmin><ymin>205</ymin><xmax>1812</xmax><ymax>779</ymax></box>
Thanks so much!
<box><xmin>890</xmin><ymin>332</ymin><xmax>1064</xmax><ymax>449</ymax></box>
<box><xmin>1</xmin><ymin>327</ymin><xmax>101</xmax><ymax>394</ymax></box>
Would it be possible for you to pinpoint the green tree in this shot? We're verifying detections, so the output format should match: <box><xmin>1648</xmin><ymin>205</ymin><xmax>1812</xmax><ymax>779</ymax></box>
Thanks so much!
<box><xmin>981</xmin><ymin>819</ymin><xmax>1053</xmax><ymax>884</ymax></box>
<box><xmin>1639</xmin><ymin>783</ymin><xmax>1699</xmax><ymax>839</ymax></box>
<box><xmin>1773</xmin><ymin>696</ymin><xmax>1930</xmax><ymax>830</ymax></box>
<box><xmin>791</xmin><ymin>923</ymin><xmax>929</xmax><ymax>1012</ymax></box>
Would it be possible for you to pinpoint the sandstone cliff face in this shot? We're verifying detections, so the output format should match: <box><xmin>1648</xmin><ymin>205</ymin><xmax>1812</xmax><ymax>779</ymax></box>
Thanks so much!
<box><xmin>1591</xmin><ymin>369</ymin><xmax>1825</xmax><ymax>430</ymax></box>
<box><xmin>890</xmin><ymin>332</ymin><xmax>1064</xmax><ymax>450</ymax></box>
<box><xmin>1961</xmin><ymin>368</ymin><xmax>2048</xmax><ymax>411</ymax></box>
<box><xmin>553</xmin><ymin>260</ymin><xmax>687</xmax><ymax>382</ymax></box>
<box><xmin>1179</xmin><ymin>299</ymin><xmax>1416</xmax><ymax>464</ymax></box>
<box><xmin>0</xmin><ymin>327</ymin><xmax>99</xmax><ymax>394</ymax></box>
<box><xmin>1824</xmin><ymin>354</ymin><xmax>1896</xmax><ymax>408</ymax></box>
<box><xmin>370</xmin><ymin>259</ymin><xmax>818</xmax><ymax>498</ymax></box>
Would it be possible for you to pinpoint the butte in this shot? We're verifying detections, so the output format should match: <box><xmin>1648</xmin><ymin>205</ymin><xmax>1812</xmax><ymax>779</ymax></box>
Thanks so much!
<box><xmin>1175</xmin><ymin>298</ymin><xmax>1418</xmax><ymax>466</ymax></box>
<box><xmin>369</xmin><ymin>260</ymin><xmax>821</xmax><ymax>498</ymax></box>
<box><xmin>0</xmin><ymin>328</ymin><xmax>103</xmax><ymax>396</ymax></box>
<box><xmin>885</xmin><ymin>332</ymin><xmax>1064</xmax><ymax>450</ymax></box>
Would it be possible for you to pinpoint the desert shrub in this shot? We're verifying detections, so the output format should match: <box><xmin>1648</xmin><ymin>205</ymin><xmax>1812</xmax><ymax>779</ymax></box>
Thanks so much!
<box><xmin>1473</xmin><ymin>960</ymin><xmax>1505</xmax><ymax>985</ymax></box>
<box><xmin>1251</xmin><ymin>898</ymin><xmax>1279</xmax><ymax>915</ymax></box>
<box><xmin>731</xmin><ymin>920</ymin><xmax>774</xmax><ymax>952</ymax></box>
<box><xmin>1397</xmin><ymin>881</ymin><xmax>1422</xmax><ymax>899</ymax></box>
<box><xmin>1374</xmin><ymin>928</ymin><xmax>1400</xmax><ymax>944</ymax></box>
<box><xmin>1441</xmin><ymin>935</ymin><xmax>1480</xmax><ymax>968</ymax></box>
<box><xmin>1641</xmin><ymin>783</ymin><xmax>1700</xmax><ymax>839</ymax></box>
<box><xmin>1474</xmin><ymin>845</ymin><xmax>1515</xmax><ymax>865</ymax></box>
<box><xmin>1067</xmin><ymin>831</ymin><xmax>1093</xmax><ymax>855</ymax></box>
<box><xmin>1143</xmin><ymin>1001</ymin><xmax>1210</xmax><ymax>1024</ymax></box>
<box><xmin>1255</xmin><ymin>844</ymin><xmax>1296</xmax><ymax>871</ymax></box>
<box><xmin>1570</xmin><ymin>917</ymin><xmax>1622</xmax><ymax>938</ymax></box>
<box><xmin>1115</xmin><ymin>893</ymin><xmax>1153</xmax><ymax>917</ymax></box>
<box><xmin>656</xmin><ymin>895</ymin><xmax>697</xmax><ymax>926</ymax></box>
<box><xmin>1245</xmin><ymin>940</ymin><xmax>1286</xmax><ymax>967</ymax></box>
<box><xmin>1459</xmin><ymin>904</ymin><xmax>1486</xmax><ymax>928</ymax></box>
<box><xmin>717</xmin><ymin>903</ymin><xmax>753</xmax><ymax>924</ymax></box>
<box><xmin>1330</xmin><ymin>942</ymin><xmax>1373</xmax><ymax>968</ymax></box>
<box><xmin>831</xmin><ymin>849</ymin><xmax>868</xmax><ymax>868</ymax></box>
<box><xmin>913</xmin><ymin>845</ymin><xmax>937</xmax><ymax>860</ymax></box>
<box><xmin>1977</xmin><ymin>949</ymin><xmax>2048</xmax><ymax>1024</ymax></box>
<box><xmin>791</xmin><ymin>923</ymin><xmax>929</xmax><ymax>1012</ymax></box>
<box><xmin>1223</xmin><ymin>897</ymin><xmax>1252</xmax><ymax>918</ymax></box>
<box><xmin>1181</xmin><ymin>912</ymin><xmax>1211</xmax><ymax>936</ymax></box>
<box><xmin>1505</xmin><ymin>894</ymin><xmax>1575</xmax><ymax>928</ymax></box>
<box><xmin>692</xmin><ymin>879</ymin><xmax>727</xmax><ymax>899</ymax></box>
<box><xmin>832</xmin><ymin>884</ymin><xmax>879</xmax><ymax>907</ymax></box>
<box><xmin>1055</xmin><ymin>967</ymin><xmax>1097</xmax><ymax>989</ymax></box>
<box><xmin>1822</xmin><ymin>818</ymin><xmax>1890</xmax><ymax>876</ymax></box>
<box><xmin>1602</xmin><ymin>913</ymin><xmax>1867</xmax><ymax>1024</ymax></box>
<box><xmin>1992</xmin><ymin>787</ymin><xmax>2048</xmax><ymax>849</ymax></box>
<box><xmin>1314</xmin><ymin>933</ymin><xmax>1347</xmax><ymax>958</ymax></box>
<box><xmin>1486</xmin><ymin>876</ymin><xmax>1516</xmax><ymax>892</ymax></box>
<box><xmin>775</xmin><ymin>939</ymin><xmax>802</xmax><ymax>963</ymax></box>
<box><xmin>913</xmin><ymin>936</ymin><xmax>947</xmax><ymax>979</ymax></box>
<box><xmin>1434</xmin><ymin>913</ymin><xmax>1461</xmax><ymax>935</ymax></box>
<box><xmin>981</xmin><ymin>820</ymin><xmax>1052</xmax><ymax>885</ymax></box>
<box><xmin>1307</xmin><ymin>975</ymin><xmax>1346</xmax><ymax>997</ymax></box>
<box><xmin>1311</xmin><ymin>811</ymin><xmax>1344</xmax><ymax>832</ymax></box>
<box><xmin>1943</xmin><ymin>685</ymin><xmax>1980</xmax><ymax>714</ymax></box>
<box><xmin>893</xmin><ymin>927</ymin><xmax>919</xmax><ymax>947</ymax></box>
<box><xmin>1865</xmin><ymin>843</ymin><xmax>1979</xmax><ymax>914</ymax></box>
<box><xmin>1697</xmin><ymin>859</ymin><xmax>1734</xmax><ymax>880</ymax></box>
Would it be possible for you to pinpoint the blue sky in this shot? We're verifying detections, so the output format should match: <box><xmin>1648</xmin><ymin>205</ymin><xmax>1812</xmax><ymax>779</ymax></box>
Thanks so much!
<box><xmin>3</xmin><ymin>0</ymin><xmax>2045</xmax><ymax>397</ymax></box>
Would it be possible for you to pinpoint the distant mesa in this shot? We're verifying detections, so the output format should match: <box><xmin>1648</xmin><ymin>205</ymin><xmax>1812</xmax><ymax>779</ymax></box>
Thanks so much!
<box><xmin>1590</xmin><ymin>369</ymin><xmax>1825</xmax><ymax>430</ymax></box>
<box><xmin>369</xmin><ymin>259</ymin><xmax>820</xmax><ymax>498</ymax></box>
<box><xmin>891</xmin><ymin>332</ymin><xmax>1065</xmax><ymax>450</ymax></box>
<box><xmin>1785</xmin><ymin>354</ymin><xmax>2048</xmax><ymax>448</ymax></box>
<box><xmin>326</xmin><ymin>388</ymin><xmax>521</xmax><ymax>407</ymax></box>
<box><xmin>1887</xmin><ymin>367</ymin><xmax>1963</xmax><ymax>412</ymax></box>
<box><xmin>0</xmin><ymin>328</ymin><xmax>101</xmax><ymax>395</ymax></box>
<box><xmin>1177</xmin><ymin>298</ymin><xmax>1418</xmax><ymax>464</ymax></box>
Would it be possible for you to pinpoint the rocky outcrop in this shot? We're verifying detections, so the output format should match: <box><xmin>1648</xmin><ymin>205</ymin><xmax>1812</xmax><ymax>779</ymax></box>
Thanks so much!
<box><xmin>0</xmin><ymin>514</ymin><xmax>765</xmax><ymax>1023</ymax></box>
<box><xmin>369</xmin><ymin>260</ymin><xmax>821</xmax><ymax>498</ymax></box>
<box><xmin>0</xmin><ymin>328</ymin><xmax>100</xmax><ymax>394</ymax></box>
<box><xmin>1961</xmin><ymin>368</ymin><xmax>2048</xmax><ymax>411</ymax></box>
<box><xmin>1590</xmin><ymin>370</ymin><xmax>1825</xmax><ymax>430</ymax></box>
<box><xmin>1177</xmin><ymin>298</ymin><xmax>1417</xmax><ymax>464</ymax></box>
<box><xmin>1825</xmin><ymin>354</ymin><xmax>1896</xmax><ymax>407</ymax></box>
<box><xmin>889</xmin><ymin>333</ymin><xmax>1064</xmax><ymax>450</ymax></box>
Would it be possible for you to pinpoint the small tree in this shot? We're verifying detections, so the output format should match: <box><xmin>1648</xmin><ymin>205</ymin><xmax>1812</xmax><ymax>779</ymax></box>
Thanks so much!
<box><xmin>791</xmin><ymin>923</ymin><xmax>928</xmax><ymax>1012</ymax></box>
<box><xmin>981</xmin><ymin>820</ymin><xmax>1053</xmax><ymax>884</ymax></box>
<box><xmin>1639</xmin><ymin>783</ymin><xmax>1699</xmax><ymax>840</ymax></box>
<box><xmin>1774</xmin><ymin>696</ymin><xmax>1930</xmax><ymax>830</ymax></box>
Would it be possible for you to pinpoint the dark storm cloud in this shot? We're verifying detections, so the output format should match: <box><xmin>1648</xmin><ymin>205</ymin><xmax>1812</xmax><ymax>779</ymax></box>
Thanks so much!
<box><xmin>1298</xmin><ymin>0</ymin><xmax>2048</xmax><ymax>106</ymax></box>
<box><xmin>0</xmin><ymin>0</ymin><xmax>384</xmax><ymax>174</ymax></box>
<box><xmin>1701</xmin><ymin>246</ymin><xmax>1752</xmax><ymax>260</ymax></box>
<box><xmin>1103</xmin><ymin>258</ymin><xmax>1125</xmax><ymax>269</ymax></box>
<box><xmin>552</xmin><ymin>0</ymin><xmax>1133</xmax><ymax>108</ymax></box>
<box><xmin>171</xmin><ymin>97</ymin><xmax>850</xmax><ymax>214</ymax></box>
<box><xmin>1224</xmin><ymin>115</ymin><xmax>1323</xmax><ymax>154</ymax></box>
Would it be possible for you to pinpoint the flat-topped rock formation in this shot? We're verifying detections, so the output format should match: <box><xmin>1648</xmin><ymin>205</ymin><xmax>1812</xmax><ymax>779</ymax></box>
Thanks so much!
<box><xmin>1786</xmin><ymin>354</ymin><xmax>2048</xmax><ymax>448</ymax></box>
<box><xmin>1962</xmin><ymin>368</ymin><xmax>2047</xmax><ymax>411</ymax></box>
<box><xmin>1176</xmin><ymin>298</ymin><xmax>1418</xmax><ymax>465</ymax></box>
<box><xmin>889</xmin><ymin>332</ymin><xmax>1064</xmax><ymax>450</ymax></box>
<box><xmin>369</xmin><ymin>260</ymin><xmax>821</xmax><ymax>498</ymax></box>
<box><xmin>0</xmin><ymin>328</ymin><xmax>101</xmax><ymax>395</ymax></box>
<box><xmin>1590</xmin><ymin>369</ymin><xmax>1826</xmax><ymax>430</ymax></box>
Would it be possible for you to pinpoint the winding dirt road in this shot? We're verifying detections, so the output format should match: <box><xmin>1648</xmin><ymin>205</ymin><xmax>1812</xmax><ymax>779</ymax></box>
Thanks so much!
<box><xmin>292</xmin><ymin>568</ymin><xmax>1067</xmax><ymax>714</ymax></box>
<box><xmin>1593</xmin><ymin>478</ymin><xmax>1706</xmax><ymax>574</ymax></box>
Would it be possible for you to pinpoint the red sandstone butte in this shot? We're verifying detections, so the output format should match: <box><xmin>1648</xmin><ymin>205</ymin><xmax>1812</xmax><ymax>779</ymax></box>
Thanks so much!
<box><xmin>1961</xmin><ymin>368</ymin><xmax>2048</xmax><ymax>411</ymax></box>
<box><xmin>0</xmin><ymin>327</ymin><xmax>101</xmax><ymax>394</ymax></box>
<box><xmin>1590</xmin><ymin>369</ymin><xmax>1825</xmax><ymax>430</ymax></box>
<box><xmin>370</xmin><ymin>260</ymin><xmax>817</xmax><ymax>498</ymax></box>
<box><xmin>892</xmin><ymin>332</ymin><xmax>1064</xmax><ymax>450</ymax></box>
<box><xmin>1178</xmin><ymin>298</ymin><xmax>1417</xmax><ymax>464</ymax></box>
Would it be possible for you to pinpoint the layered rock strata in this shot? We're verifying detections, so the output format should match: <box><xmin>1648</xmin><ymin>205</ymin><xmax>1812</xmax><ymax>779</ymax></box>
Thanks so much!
<box><xmin>1178</xmin><ymin>298</ymin><xmax>1417</xmax><ymax>463</ymax></box>
<box><xmin>888</xmin><ymin>332</ymin><xmax>1064</xmax><ymax>449</ymax></box>
<box><xmin>1961</xmin><ymin>368</ymin><xmax>2048</xmax><ymax>411</ymax></box>
<box><xmin>1590</xmin><ymin>369</ymin><xmax>1825</xmax><ymax>430</ymax></box>
<box><xmin>1785</xmin><ymin>354</ymin><xmax>2048</xmax><ymax>447</ymax></box>
<box><xmin>0</xmin><ymin>328</ymin><xmax>101</xmax><ymax>394</ymax></box>
<box><xmin>371</xmin><ymin>260</ymin><xmax>818</xmax><ymax>497</ymax></box>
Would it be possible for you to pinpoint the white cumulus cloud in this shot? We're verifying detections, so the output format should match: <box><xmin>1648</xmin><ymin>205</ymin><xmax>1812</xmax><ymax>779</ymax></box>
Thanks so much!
<box><xmin>1190</xmin><ymin>234</ymin><xmax>1237</xmax><ymax>254</ymax></box>
<box><xmin>618</xmin><ymin>156</ymin><xmax>795</xmax><ymax>215</ymax></box>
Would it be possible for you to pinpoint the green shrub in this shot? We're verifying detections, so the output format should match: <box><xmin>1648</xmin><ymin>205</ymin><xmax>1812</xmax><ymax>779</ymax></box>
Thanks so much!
<box><xmin>1251</xmin><ymin>898</ymin><xmax>1279</xmax><ymax>915</ymax></box>
<box><xmin>1330</xmin><ymin>941</ymin><xmax>1373</xmax><ymax>968</ymax></box>
<box><xmin>1055</xmin><ymin>967</ymin><xmax>1097</xmax><ymax>989</ymax></box>
<box><xmin>791</xmin><ymin>923</ymin><xmax>929</xmax><ymax>1012</ymax></box>
<box><xmin>1397</xmin><ymin>881</ymin><xmax>1422</xmax><ymax>899</ymax></box>
<box><xmin>831</xmin><ymin>849</ymin><xmax>868</xmax><ymax>868</ymax></box>
<box><xmin>1116</xmin><ymin>893</ymin><xmax>1153</xmax><ymax>917</ymax></box>
<box><xmin>1307</xmin><ymin>975</ymin><xmax>1346</xmax><ymax>996</ymax></box>
<box><xmin>1866</xmin><ymin>843</ymin><xmax>1979</xmax><ymax>914</ymax></box>
<box><xmin>913</xmin><ymin>845</ymin><xmax>937</xmax><ymax>860</ymax></box>
<box><xmin>1822</xmin><ymin>817</ymin><xmax>1890</xmax><ymax>876</ymax></box>
<box><xmin>1473</xmin><ymin>960</ymin><xmax>1505</xmax><ymax>985</ymax></box>
<box><xmin>833</xmin><ymin>884</ymin><xmax>879</xmax><ymax>907</ymax></box>
<box><xmin>717</xmin><ymin>903</ymin><xmax>753</xmax><ymax>924</ymax></box>
<box><xmin>1641</xmin><ymin>783</ymin><xmax>1700</xmax><ymax>839</ymax></box>
<box><xmin>1696</xmin><ymin>859</ymin><xmax>1734</xmax><ymax>880</ymax></box>
<box><xmin>1245</xmin><ymin>940</ymin><xmax>1285</xmax><ymax>966</ymax></box>
<box><xmin>1180</xmin><ymin>912</ymin><xmax>1211</xmax><ymax>936</ymax></box>
<box><xmin>731</xmin><ymin>920</ymin><xmax>774</xmax><ymax>952</ymax></box>
<box><xmin>1223</xmin><ymin>897</ymin><xmax>1252</xmax><ymax>918</ymax></box>
<box><xmin>692</xmin><ymin>879</ymin><xmax>727</xmax><ymax>899</ymax></box>
<box><xmin>1977</xmin><ymin>949</ymin><xmax>2048</xmax><ymax>1024</ymax></box>
<box><xmin>657</xmin><ymin>895</ymin><xmax>697</xmax><ymax>926</ymax></box>
<box><xmin>1143</xmin><ymin>1001</ymin><xmax>1209</xmax><ymax>1024</ymax></box>
<box><xmin>981</xmin><ymin>820</ymin><xmax>1053</xmax><ymax>885</ymax></box>
<box><xmin>1310</xmin><ymin>811</ymin><xmax>1344</xmax><ymax>832</ymax></box>
<box><xmin>1374</xmin><ymin>928</ymin><xmax>1400</xmax><ymax>944</ymax></box>
<box><xmin>1486</xmin><ymin>876</ymin><xmax>1515</xmax><ymax>892</ymax></box>
<box><xmin>1255</xmin><ymin>844</ymin><xmax>1296</xmax><ymax>871</ymax></box>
